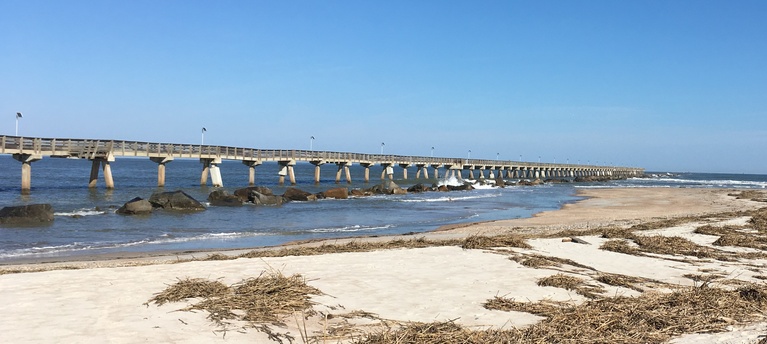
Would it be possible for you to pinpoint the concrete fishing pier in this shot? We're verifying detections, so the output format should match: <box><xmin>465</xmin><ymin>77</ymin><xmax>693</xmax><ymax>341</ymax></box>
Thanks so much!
<box><xmin>1</xmin><ymin>136</ymin><xmax>644</xmax><ymax>193</ymax></box>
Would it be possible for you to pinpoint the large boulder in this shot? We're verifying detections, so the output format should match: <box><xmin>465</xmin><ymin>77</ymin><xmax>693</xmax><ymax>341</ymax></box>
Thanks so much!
<box><xmin>234</xmin><ymin>186</ymin><xmax>274</xmax><ymax>202</ymax></box>
<box><xmin>319</xmin><ymin>187</ymin><xmax>349</xmax><ymax>199</ymax></box>
<box><xmin>448</xmin><ymin>183</ymin><xmax>475</xmax><ymax>191</ymax></box>
<box><xmin>0</xmin><ymin>204</ymin><xmax>54</xmax><ymax>225</ymax></box>
<box><xmin>116</xmin><ymin>197</ymin><xmax>153</xmax><ymax>215</ymax></box>
<box><xmin>282</xmin><ymin>187</ymin><xmax>317</xmax><ymax>202</ymax></box>
<box><xmin>251</xmin><ymin>192</ymin><xmax>284</xmax><ymax>206</ymax></box>
<box><xmin>349</xmin><ymin>189</ymin><xmax>371</xmax><ymax>197</ymax></box>
<box><xmin>207</xmin><ymin>190</ymin><xmax>243</xmax><ymax>207</ymax></box>
<box><xmin>407</xmin><ymin>183</ymin><xmax>430</xmax><ymax>193</ymax></box>
<box><xmin>149</xmin><ymin>190</ymin><xmax>206</xmax><ymax>211</ymax></box>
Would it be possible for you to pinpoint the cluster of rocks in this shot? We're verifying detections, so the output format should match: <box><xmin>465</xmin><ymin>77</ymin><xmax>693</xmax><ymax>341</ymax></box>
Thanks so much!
<box><xmin>1</xmin><ymin>175</ymin><xmax>635</xmax><ymax>222</ymax></box>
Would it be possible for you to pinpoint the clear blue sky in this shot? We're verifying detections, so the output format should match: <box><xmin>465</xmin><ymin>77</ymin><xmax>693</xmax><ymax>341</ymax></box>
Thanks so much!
<box><xmin>1</xmin><ymin>1</ymin><xmax>765</xmax><ymax>173</ymax></box>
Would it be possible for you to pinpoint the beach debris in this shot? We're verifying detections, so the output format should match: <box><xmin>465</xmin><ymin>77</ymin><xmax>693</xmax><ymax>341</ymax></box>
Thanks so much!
<box><xmin>475</xmin><ymin>284</ymin><xmax>767</xmax><ymax>344</ymax></box>
<box><xmin>536</xmin><ymin>273</ymin><xmax>606</xmax><ymax>298</ymax></box>
<box><xmin>148</xmin><ymin>270</ymin><xmax>322</xmax><ymax>329</ymax></box>
<box><xmin>0</xmin><ymin>204</ymin><xmax>54</xmax><ymax>225</ymax></box>
<box><xmin>116</xmin><ymin>197</ymin><xmax>153</xmax><ymax>215</ymax></box>
<box><xmin>461</xmin><ymin>234</ymin><xmax>532</xmax><ymax>250</ymax></box>
<box><xmin>568</xmin><ymin>237</ymin><xmax>591</xmax><ymax>245</ymax></box>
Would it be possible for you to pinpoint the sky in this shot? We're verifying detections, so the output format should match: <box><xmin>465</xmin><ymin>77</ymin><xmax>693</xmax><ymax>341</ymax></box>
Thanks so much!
<box><xmin>1</xmin><ymin>0</ymin><xmax>765</xmax><ymax>174</ymax></box>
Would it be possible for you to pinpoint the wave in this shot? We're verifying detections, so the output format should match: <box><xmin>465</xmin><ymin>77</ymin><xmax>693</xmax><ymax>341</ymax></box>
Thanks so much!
<box><xmin>0</xmin><ymin>232</ymin><xmax>269</xmax><ymax>259</ymax></box>
<box><xmin>399</xmin><ymin>193</ymin><xmax>502</xmax><ymax>203</ymax></box>
<box><xmin>54</xmin><ymin>209</ymin><xmax>108</xmax><ymax>217</ymax></box>
<box><xmin>307</xmin><ymin>224</ymin><xmax>393</xmax><ymax>233</ymax></box>
<box><xmin>628</xmin><ymin>177</ymin><xmax>767</xmax><ymax>189</ymax></box>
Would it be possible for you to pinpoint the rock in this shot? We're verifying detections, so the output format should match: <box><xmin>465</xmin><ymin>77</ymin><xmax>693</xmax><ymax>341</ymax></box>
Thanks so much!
<box><xmin>407</xmin><ymin>184</ymin><xmax>429</xmax><ymax>193</ymax></box>
<box><xmin>207</xmin><ymin>190</ymin><xmax>243</xmax><ymax>207</ymax></box>
<box><xmin>234</xmin><ymin>186</ymin><xmax>273</xmax><ymax>202</ymax></box>
<box><xmin>0</xmin><ymin>204</ymin><xmax>54</xmax><ymax>225</ymax></box>
<box><xmin>320</xmin><ymin>187</ymin><xmax>349</xmax><ymax>199</ymax></box>
<box><xmin>149</xmin><ymin>190</ymin><xmax>206</xmax><ymax>211</ymax></box>
<box><xmin>251</xmin><ymin>192</ymin><xmax>284</xmax><ymax>206</ymax></box>
<box><xmin>282</xmin><ymin>187</ymin><xmax>317</xmax><ymax>202</ymax></box>
<box><xmin>448</xmin><ymin>183</ymin><xmax>475</xmax><ymax>191</ymax></box>
<box><xmin>349</xmin><ymin>189</ymin><xmax>371</xmax><ymax>197</ymax></box>
<box><xmin>437</xmin><ymin>185</ymin><xmax>449</xmax><ymax>192</ymax></box>
<box><xmin>494</xmin><ymin>177</ymin><xmax>506</xmax><ymax>188</ymax></box>
<box><xmin>116</xmin><ymin>197</ymin><xmax>153</xmax><ymax>215</ymax></box>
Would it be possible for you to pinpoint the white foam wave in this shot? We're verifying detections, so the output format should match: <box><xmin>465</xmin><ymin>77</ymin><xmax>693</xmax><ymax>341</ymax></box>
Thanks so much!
<box><xmin>0</xmin><ymin>232</ymin><xmax>267</xmax><ymax>259</ymax></box>
<box><xmin>54</xmin><ymin>209</ymin><xmax>107</xmax><ymax>217</ymax></box>
<box><xmin>437</xmin><ymin>175</ymin><xmax>464</xmax><ymax>187</ymax></box>
<box><xmin>399</xmin><ymin>193</ymin><xmax>501</xmax><ymax>203</ymax></box>
<box><xmin>308</xmin><ymin>224</ymin><xmax>393</xmax><ymax>233</ymax></box>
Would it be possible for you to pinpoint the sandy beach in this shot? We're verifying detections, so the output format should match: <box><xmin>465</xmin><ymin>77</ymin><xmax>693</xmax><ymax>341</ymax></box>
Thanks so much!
<box><xmin>2</xmin><ymin>187</ymin><xmax>767</xmax><ymax>343</ymax></box>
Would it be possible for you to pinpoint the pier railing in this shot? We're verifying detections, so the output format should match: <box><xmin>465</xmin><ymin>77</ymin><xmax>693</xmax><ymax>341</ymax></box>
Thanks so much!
<box><xmin>0</xmin><ymin>135</ymin><xmax>641</xmax><ymax>172</ymax></box>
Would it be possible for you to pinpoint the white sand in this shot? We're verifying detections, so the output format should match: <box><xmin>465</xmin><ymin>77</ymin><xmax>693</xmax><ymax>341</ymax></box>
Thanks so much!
<box><xmin>1</xmin><ymin>188</ymin><xmax>766</xmax><ymax>343</ymax></box>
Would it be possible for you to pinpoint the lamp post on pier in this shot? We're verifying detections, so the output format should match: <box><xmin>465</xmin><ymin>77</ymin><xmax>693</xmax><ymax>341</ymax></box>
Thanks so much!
<box><xmin>431</xmin><ymin>146</ymin><xmax>434</xmax><ymax>157</ymax></box>
<box><xmin>201</xmin><ymin>127</ymin><xmax>207</xmax><ymax>145</ymax></box>
<box><xmin>310</xmin><ymin>136</ymin><xmax>315</xmax><ymax>151</ymax></box>
<box><xmin>467</xmin><ymin>150</ymin><xmax>471</xmax><ymax>159</ymax></box>
<box><xmin>15</xmin><ymin>112</ymin><xmax>22</xmax><ymax>136</ymax></box>
<box><xmin>380</xmin><ymin>142</ymin><xmax>385</xmax><ymax>155</ymax></box>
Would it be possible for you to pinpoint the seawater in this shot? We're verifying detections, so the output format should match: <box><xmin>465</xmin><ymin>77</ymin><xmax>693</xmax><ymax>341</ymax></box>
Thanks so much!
<box><xmin>0</xmin><ymin>155</ymin><xmax>764</xmax><ymax>262</ymax></box>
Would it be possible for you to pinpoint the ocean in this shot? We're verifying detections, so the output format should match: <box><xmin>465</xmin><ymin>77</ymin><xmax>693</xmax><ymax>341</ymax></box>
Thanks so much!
<box><xmin>0</xmin><ymin>155</ymin><xmax>765</xmax><ymax>263</ymax></box>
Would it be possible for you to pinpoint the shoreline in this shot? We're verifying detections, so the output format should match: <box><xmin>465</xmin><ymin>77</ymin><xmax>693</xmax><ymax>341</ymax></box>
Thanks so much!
<box><xmin>3</xmin><ymin>187</ymin><xmax>767</xmax><ymax>343</ymax></box>
<box><xmin>0</xmin><ymin>187</ymin><xmax>758</xmax><ymax>270</ymax></box>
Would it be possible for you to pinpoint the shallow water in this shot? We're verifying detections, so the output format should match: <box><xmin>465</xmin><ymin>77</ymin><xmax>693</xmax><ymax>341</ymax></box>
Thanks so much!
<box><xmin>0</xmin><ymin>155</ymin><xmax>764</xmax><ymax>262</ymax></box>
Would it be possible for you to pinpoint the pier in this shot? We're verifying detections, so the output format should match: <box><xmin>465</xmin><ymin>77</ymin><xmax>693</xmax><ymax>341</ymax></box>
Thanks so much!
<box><xmin>1</xmin><ymin>136</ymin><xmax>644</xmax><ymax>193</ymax></box>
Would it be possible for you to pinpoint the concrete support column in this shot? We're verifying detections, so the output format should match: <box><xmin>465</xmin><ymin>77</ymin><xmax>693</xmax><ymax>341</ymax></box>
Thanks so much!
<box><xmin>361</xmin><ymin>163</ymin><xmax>373</xmax><ymax>183</ymax></box>
<box><xmin>399</xmin><ymin>164</ymin><xmax>410</xmax><ymax>179</ymax></box>
<box><xmin>488</xmin><ymin>169</ymin><xmax>495</xmax><ymax>179</ymax></box>
<box><xmin>335</xmin><ymin>164</ymin><xmax>343</xmax><ymax>183</ymax></box>
<box><xmin>335</xmin><ymin>162</ymin><xmax>351</xmax><ymax>184</ymax></box>
<box><xmin>102</xmin><ymin>160</ymin><xmax>115</xmax><ymax>189</ymax></box>
<box><xmin>416</xmin><ymin>164</ymin><xmax>428</xmax><ymax>179</ymax></box>
<box><xmin>89</xmin><ymin>159</ymin><xmax>100</xmax><ymax>188</ymax></box>
<box><xmin>478</xmin><ymin>168</ymin><xmax>486</xmax><ymax>180</ymax></box>
<box><xmin>277</xmin><ymin>160</ymin><xmax>296</xmax><ymax>186</ymax></box>
<box><xmin>469</xmin><ymin>169</ymin><xmax>475</xmax><ymax>179</ymax></box>
<box><xmin>201</xmin><ymin>158</ymin><xmax>223</xmax><ymax>187</ymax></box>
<box><xmin>210</xmin><ymin>164</ymin><xmax>223</xmax><ymax>187</ymax></box>
<box><xmin>243</xmin><ymin>160</ymin><xmax>262</xmax><ymax>186</ymax></box>
<box><xmin>200</xmin><ymin>160</ymin><xmax>210</xmax><ymax>186</ymax></box>
<box><xmin>150</xmin><ymin>157</ymin><xmax>174</xmax><ymax>188</ymax></box>
<box><xmin>310</xmin><ymin>160</ymin><xmax>324</xmax><ymax>184</ymax></box>
<box><xmin>432</xmin><ymin>165</ymin><xmax>440</xmax><ymax>179</ymax></box>
<box><xmin>89</xmin><ymin>154</ymin><xmax>115</xmax><ymax>189</ymax></box>
<box><xmin>380</xmin><ymin>163</ymin><xmax>393</xmax><ymax>180</ymax></box>
<box><xmin>13</xmin><ymin>154</ymin><xmax>41</xmax><ymax>194</ymax></box>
